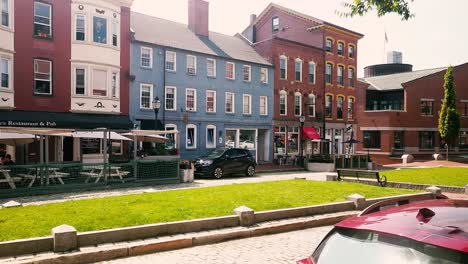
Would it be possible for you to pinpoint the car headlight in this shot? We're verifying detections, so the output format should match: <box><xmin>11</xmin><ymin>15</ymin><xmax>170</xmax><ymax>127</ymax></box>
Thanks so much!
<box><xmin>201</xmin><ymin>160</ymin><xmax>213</xmax><ymax>166</ymax></box>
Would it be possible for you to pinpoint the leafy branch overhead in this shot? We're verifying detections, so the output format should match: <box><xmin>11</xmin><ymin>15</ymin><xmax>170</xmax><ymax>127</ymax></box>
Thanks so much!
<box><xmin>338</xmin><ymin>0</ymin><xmax>415</xmax><ymax>20</ymax></box>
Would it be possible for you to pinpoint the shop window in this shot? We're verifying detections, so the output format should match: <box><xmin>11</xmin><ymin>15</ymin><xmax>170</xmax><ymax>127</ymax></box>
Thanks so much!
<box><xmin>81</xmin><ymin>138</ymin><xmax>101</xmax><ymax>155</ymax></box>
<box><xmin>166</xmin><ymin>51</ymin><xmax>176</xmax><ymax>71</ymax></box>
<box><xmin>288</xmin><ymin>127</ymin><xmax>299</xmax><ymax>153</ymax></box>
<box><xmin>165</xmin><ymin>124</ymin><xmax>177</xmax><ymax>149</ymax></box>
<box><xmin>186</xmin><ymin>124</ymin><xmax>197</xmax><ymax>149</ymax></box>
<box><xmin>185</xmin><ymin>88</ymin><xmax>197</xmax><ymax>112</ymax></box>
<box><xmin>111</xmin><ymin>141</ymin><xmax>122</xmax><ymax>155</ymax></box>
<box><xmin>206</xmin><ymin>125</ymin><xmax>216</xmax><ymax>149</ymax></box>
<box><xmin>420</xmin><ymin>99</ymin><xmax>434</xmax><ymax>116</ymax></box>
<box><xmin>165</xmin><ymin>86</ymin><xmax>176</xmax><ymax>110</ymax></box>
<box><xmin>226</xmin><ymin>62</ymin><xmax>235</xmax><ymax>80</ymax></box>
<box><xmin>75</xmin><ymin>68</ymin><xmax>85</xmax><ymax>95</ymax></box>
<box><xmin>140</xmin><ymin>84</ymin><xmax>153</xmax><ymax>109</ymax></box>
<box><xmin>363</xmin><ymin>131</ymin><xmax>381</xmax><ymax>149</ymax></box>
<box><xmin>207</xmin><ymin>58</ymin><xmax>216</xmax><ymax>77</ymax></box>
<box><xmin>243</xmin><ymin>65</ymin><xmax>251</xmax><ymax>82</ymax></box>
<box><xmin>225</xmin><ymin>130</ymin><xmax>237</xmax><ymax>149</ymax></box>
<box><xmin>92</xmin><ymin>69</ymin><xmax>107</xmax><ymax>96</ymax></box>
<box><xmin>419</xmin><ymin>131</ymin><xmax>435</xmax><ymax>149</ymax></box>
<box><xmin>93</xmin><ymin>16</ymin><xmax>107</xmax><ymax>44</ymax></box>
<box><xmin>34</xmin><ymin>2</ymin><xmax>52</xmax><ymax>38</ymax></box>
<box><xmin>240</xmin><ymin>130</ymin><xmax>255</xmax><ymax>150</ymax></box>
<box><xmin>75</xmin><ymin>15</ymin><xmax>86</xmax><ymax>41</ymax></box>
<box><xmin>394</xmin><ymin>131</ymin><xmax>405</xmax><ymax>150</ymax></box>
<box><xmin>274</xmin><ymin>126</ymin><xmax>286</xmax><ymax>154</ymax></box>
<box><xmin>34</xmin><ymin>59</ymin><xmax>52</xmax><ymax>95</ymax></box>
<box><xmin>206</xmin><ymin>90</ymin><xmax>216</xmax><ymax>113</ymax></box>
<box><xmin>186</xmin><ymin>55</ymin><xmax>197</xmax><ymax>75</ymax></box>
<box><xmin>225</xmin><ymin>92</ymin><xmax>234</xmax><ymax>113</ymax></box>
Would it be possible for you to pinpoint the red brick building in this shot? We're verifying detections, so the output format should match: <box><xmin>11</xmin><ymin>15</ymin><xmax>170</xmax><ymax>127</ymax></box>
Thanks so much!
<box><xmin>356</xmin><ymin>62</ymin><xmax>468</xmax><ymax>164</ymax></box>
<box><xmin>242</xmin><ymin>3</ymin><xmax>363</xmax><ymax>157</ymax></box>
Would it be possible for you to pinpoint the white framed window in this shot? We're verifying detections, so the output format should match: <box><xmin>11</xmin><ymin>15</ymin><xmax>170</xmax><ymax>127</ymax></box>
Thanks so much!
<box><xmin>185</xmin><ymin>88</ymin><xmax>197</xmax><ymax>112</ymax></box>
<box><xmin>75</xmin><ymin>14</ymin><xmax>86</xmax><ymax>41</ymax></box>
<box><xmin>140</xmin><ymin>83</ymin><xmax>153</xmax><ymax>109</ymax></box>
<box><xmin>295</xmin><ymin>59</ymin><xmax>302</xmax><ymax>82</ymax></box>
<box><xmin>111</xmin><ymin>72</ymin><xmax>119</xmax><ymax>98</ymax></box>
<box><xmin>279</xmin><ymin>90</ymin><xmax>287</xmax><ymax>116</ymax></box>
<box><xmin>260</xmin><ymin>67</ymin><xmax>268</xmax><ymax>84</ymax></box>
<box><xmin>272</xmin><ymin>16</ymin><xmax>279</xmax><ymax>32</ymax></box>
<box><xmin>1</xmin><ymin>0</ymin><xmax>11</xmax><ymax>27</ymax></box>
<box><xmin>34</xmin><ymin>59</ymin><xmax>52</xmax><ymax>95</ymax></box>
<box><xmin>111</xmin><ymin>21</ymin><xmax>118</xmax><ymax>47</ymax></box>
<box><xmin>92</xmin><ymin>69</ymin><xmax>107</xmax><ymax>96</ymax></box>
<box><xmin>308</xmin><ymin>62</ymin><xmax>316</xmax><ymax>83</ymax></box>
<box><xmin>260</xmin><ymin>96</ymin><xmax>268</xmax><ymax>116</ymax></box>
<box><xmin>279</xmin><ymin>55</ymin><xmax>287</xmax><ymax>80</ymax></box>
<box><xmin>243</xmin><ymin>94</ymin><xmax>252</xmax><ymax>115</ymax></box>
<box><xmin>348</xmin><ymin>45</ymin><xmax>355</xmax><ymax>58</ymax></box>
<box><xmin>34</xmin><ymin>1</ymin><xmax>52</xmax><ymax>38</ymax></box>
<box><xmin>326</xmin><ymin>38</ymin><xmax>333</xmax><ymax>52</ymax></box>
<box><xmin>337</xmin><ymin>65</ymin><xmax>344</xmax><ymax>86</ymax></box>
<box><xmin>166</xmin><ymin>51</ymin><xmax>176</xmax><ymax>71</ymax></box>
<box><xmin>206</xmin><ymin>125</ymin><xmax>217</xmax><ymax>149</ymax></box>
<box><xmin>308</xmin><ymin>94</ymin><xmax>316</xmax><ymax>117</ymax></box>
<box><xmin>186</xmin><ymin>55</ymin><xmax>197</xmax><ymax>75</ymax></box>
<box><xmin>294</xmin><ymin>92</ymin><xmax>302</xmax><ymax>116</ymax></box>
<box><xmin>225</xmin><ymin>92</ymin><xmax>235</xmax><ymax>113</ymax></box>
<box><xmin>243</xmin><ymin>65</ymin><xmax>251</xmax><ymax>82</ymax></box>
<box><xmin>207</xmin><ymin>58</ymin><xmax>216</xmax><ymax>77</ymax></box>
<box><xmin>186</xmin><ymin>124</ymin><xmax>197</xmax><ymax>149</ymax></box>
<box><xmin>74</xmin><ymin>68</ymin><xmax>85</xmax><ymax>95</ymax></box>
<box><xmin>165</xmin><ymin>124</ymin><xmax>177</xmax><ymax>150</ymax></box>
<box><xmin>337</xmin><ymin>42</ymin><xmax>344</xmax><ymax>55</ymax></box>
<box><xmin>0</xmin><ymin>57</ymin><xmax>10</xmax><ymax>89</ymax></box>
<box><xmin>92</xmin><ymin>16</ymin><xmax>107</xmax><ymax>44</ymax></box>
<box><xmin>226</xmin><ymin>62</ymin><xmax>235</xmax><ymax>80</ymax></box>
<box><xmin>206</xmin><ymin>90</ymin><xmax>216</xmax><ymax>113</ymax></box>
<box><xmin>165</xmin><ymin>86</ymin><xmax>176</xmax><ymax>111</ymax></box>
<box><xmin>140</xmin><ymin>47</ymin><xmax>153</xmax><ymax>68</ymax></box>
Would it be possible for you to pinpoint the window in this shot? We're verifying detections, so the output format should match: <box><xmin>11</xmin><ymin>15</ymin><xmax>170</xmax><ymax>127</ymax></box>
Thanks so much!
<box><xmin>459</xmin><ymin>131</ymin><xmax>468</xmax><ymax>149</ymax></box>
<box><xmin>165</xmin><ymin>86</ymin><xmax>176</xmax><ymax>111</ymax></box>
<box><xmin>75</xmin><ymin>15</ymin><xmax>86</xmax><ymax>41</ymax></box>
<box><xmin>186</xmin><ymin>88</ymin><xmax>196</xmax><ymax>112</ymax></box>
<box><xmin>295</xmin><ymin>59</ymin><xmax>302</xmax><ymax>82</ymax></box>
<box><xmin>34</xmin><ymin>2</ymin><xmax>52</xmax><ymax>38</ymax></box>
<box><xmin>419</xmin><ymin>131</ymin><xmax>435</xmax><ymax>149</ymax></box>
<box><xmin>186</xmin><ymin>124</ymin><xmax>197</xmax><ymax>149</ymax></box>
<box><xmin>363</xmin><ymin>131</ymin><xmax>381</xmax><ymax>149</ymax></box>
<box><xmin>260</xmin><ymin>67</ymin><xmax>268</xmax><ymax>84</ymax></box>
<box><xmin>34</xmin><ymin>59</ymin><xmax>52</xmax><ymax>95</ymax></box>
<box><xmin>337</xmin><ymin>65</ymin><xmax>344</xmax><ymax>86</ymax></box>
<box><xmin>111</xmin><ymin>72</ymin><xmax>118</xmax><ymax>98</ymax></box>
<box><xmin>92</xmin><ymin>69</ymin><xmax>107</xmax><ymax>96</ymax></box>
<box><xmin>326</xmin><ymin>38</ymin><xmax>333</xmax><ymax>52</ymax></box>
<box><xmin>274</xmin><ymin>126</ymin><xmax>286</xmax><ymax>154</ymax></box>
<box><xmin>111</xmin><ymin>21</ymin><xmax>118</xmax><ymax>47</ymax></box>
<box><xmin>308</xmin><ymin>94</ymin><xmax>316</xmax><ymax>117</ymax></box>
<box><xmin>165</xmin><ymin>124</ymin><xmax>177</xmax><ymax>149</ymax></box>
<box><xmin>243</xmin><ymin>94</ymin><xmax>252</xmax><ymax>115</ymax></box>
<box><xmin>141</xmin><ymin>47</ymin><xmax>152</xmax><ymax>68</ymax></box>
<box><xmin>243</xmin><ymin>65</ymin><xmax>251</xmax><ymax>82</ymax></box>
<box><xmin>279</xmin><ymin>56</ymin><xmax>287</xmax><ymax>79</ymax></box>
<box><xmin>337</xmin><ymin>96</ymin><xmax>344</xmax><ymax>119</ymax></box>
<box><xmin>0</xmin><ymin>58</ymin><xmax>9</xmax><ymax>89</ymax></box>
<box><xmin>348</xmin><ymin>67</ymin><xmax>355</xmax><ymax>87</ymax></box>
<box><xmin>288</xmin><ymin>127</ymin><xmax>299</xmax><ymax>153</ymax></box>
<box><xmin>347</xmin><ymin>97</ymin><xmax>354</xmax><ymax>119</ymax></box>
<box><xmin>186</xmin><ymin>55</ymin><xmax>197</xmax><ymax>75</ymax></box>
<box><xmin>75</xmin><ymin>68</ymin><xmax>85</xmax><ymax>95</ymax></box>
<box><xmin>206</xmin><ymin>90</ymin><xmax>216</xmax><ymax>113</ymax></box>
<box><xmin>206</xmin><ymin>125</ymin><xmax>217</xmax><ymax>149</ymax></box>
<box><xmin>279</xmin><ymin>91</ymin><xmax>287</xmax><ymax>116</ymax></box>
<box><xmin>326</xmin><ymin>63</ymin><xmax>333</xmax><ymax>84</ymax></box>
<box><xmin>337</xmin><ymin>42</ymin><xmax>344</xmax><ymax>55</ymax></box>
<box><xmin>1</xmin><ymin>0</ymin><xmax>9</xmax><ymax>27</ymax></box>
<box><xmin>421</xmin><ymin>99</ymin><xmax>434</xmax><ymax>116</ymax></box>
<box><xmin>93</xmin><ymin>16</ymin><xmax>107</xmax><ymax>44</ymax></box>
<box><xmin>325</xmin><ymin>94</ymin><xmax>333</xmax><ymax>118</ymax></box>
<box><xmin>226</xmin><ymin>62</ymin><xmax>235</xmax><ymax>80</ymax></box>
<box><xmin>260</xmin><ymin>96</ymin><xmax>268</xmax><ymax>116</ymax></box>
<box><xmin>225</xmin><ymin>92</ymin><xmax>235</xmax><ymax>113</ymax></box>
<box><xmin>166</xmin><ymin>51</ymin><xmax>176</xmax><ymax>71</ymax></box>
<box><xmin>294</xmin><ymin>92</ymin><xmax>302</xmax><ymax>116</ymax></box>
<box><xmin>394</xmin><ymin>131</ymin><xmax>404</xmax><ymax>150</ymax></box>
<box><xmin>272</xmin><ymin>16</ymin><xmax>279</xmax><ymax>32</ymax></box>
<box><xmin>140</xmin><ymin>84</ymin><xmax>153</xmax><ymax>109</ymax></box>
<box><xmin>309</xmin><ymin>62</ymin><xmax>316</xmax><ymax>83</ymax></box>
<box><xmin>348</xmin><ymin>45</ymin><xmax>355</xmax><ymax>58</ymax></box>
<box><xmin>207</xmin><ymin>58</ymin><xmax>216</xmax><ymax>77</ymax></box>
<box><xmin>461</xmin><ymin>101</ymin><xmax>468</xmax><ymax>117</ymax></box>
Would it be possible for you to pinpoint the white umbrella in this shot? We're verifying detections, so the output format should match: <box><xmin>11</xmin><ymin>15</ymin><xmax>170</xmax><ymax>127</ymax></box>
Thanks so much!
<box><xmin>0</xmin><ymin>132</ymin><xmax>36</xmax><ymax>146</ymax></box>
<box><xmin>69</xmin><ymin>131</ymin><xmax>132</xmax><ymax>141</ymax></box>
<box><xmin>122</xmin><ymin>132</ymin><xmax>169</xmax><ymax>143</ymax></box>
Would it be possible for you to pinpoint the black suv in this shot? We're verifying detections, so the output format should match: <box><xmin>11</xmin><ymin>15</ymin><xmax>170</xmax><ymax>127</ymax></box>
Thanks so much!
<box><xmin>194</xmin><ymin>148</ymin><xmax>256</xmax><ymax>179</ymax></box>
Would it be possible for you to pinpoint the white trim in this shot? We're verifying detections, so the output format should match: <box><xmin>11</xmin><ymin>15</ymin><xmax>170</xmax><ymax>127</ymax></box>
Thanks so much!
<box><xmin>294</xmin><ymin>92</ymin><xmax>302</xmax><ymax>116</ymax></box>
<box><xmin>206</xmin><ymin>124</ymin><xmax>217</xmax><ymax>149</ymax></box>
<box><xmin>294</xmin><ymin>58</ymin><xmax>302</xmax><ymax>82</ymax></box>
<box><xmin>225</xmin><ymin>92</ymin><xmax>235</xmax><ymax>114</ymax></box>
<box><xmin>186</xmin><ymin>124</ymin><xmax>197</xmax><ymax>149</ymax></box>
<box><xmin>243</xmin><ymin>94</ymin><xmax>252</xmax><ymax>115</ymax></box>
<box><xmin>165</xmin><ymin>86</ymin><xmax>177</xmax><ymax>111</ymax></box>
<box><xmin>73</xmin><ymin>66</ymin><xmax>86</xmax><ymax>96</ymax></box>
<box><xmin>206</xmin><ymin>58</ymin><xmax>216</xmax><ymax>77</ymax></box>
<box><xmin>420</xmin><ymin>98</ymin><xmax>435</xmax><ymax>101</ymax></box>
<box><xmin>308</xmin><ymin>61</ymin><xmax>316</xmax><ymax>84</ymax></box>
<box><xmin>74</xmin><ymin>14</ymin><xmax>86</xmax><ymax>41</ymax></box>
<box><xmin>360</xmin><ymin>127</ymin><xmax>439</xmax><ymax>131</ymax></box>
<box><xmin>226</xmin><ymin>62</ymin><xmax>235</xmax><ymax>80</ymax></box>
<box><xmin>186</xmin><ymin>55</ymin><xmax>197</xmax><ymax>75</ymax></box>
<box><xmin>165</xmin><ymin>51</ymin><xmax>177</xmax><ymax>72</ymax></box>
<box><xmin>111</xmin><ymin>71</ymin><xmax>119</xmax><ymax>98</ymax></box>
<box><xmin>139</xmin><ymin>83</ymin><xmax>153</xmax><ymax>110</ymax></box>
<box><xmin>185</xmin><ymin>88</ymin><xmax>197</xmax><ymax>112</ymax></box>
<box><xmin>34</xmin><ymin>1</ymin><xmax>52</xmax><ymax>38</ymax></box>
<box><xmin>279</xmin><ymin>55</ymin><xmax>287</xmax><ymax>80</ymax></box>
<box><xmin>260</xmin><ymin>67</ymin><xmax>268</xmax><ymax>84</ymax></box>
<box><xmin>165</xmin><ymin>123</ymin><xmax>178</xmax><ymax>149</ymax></box>
<box><xmin>259</xmin><ymin>96</ymin><xmax>268</xmax><ymax>116</ymax></box>
<box><xmin>91</xmin><ymin>67</ymin><xmax>108</xmax><ymax>97</ymax></box>
<box><xmin>206</xmin><ymin>90</ymin><xmax>217</xmax><ymax>113</ymax></box>
<box><xmin>0</xmin><ymin>56</ymin><xmax>12</xmax><ymax>90</ymax></box>
<box><xmin>243</xmin><ymin>65</ymin><xmax>251</xmax><ymax>82</ymax></box>
<box><xmin>33</xmin><ymin>59</ymin><xmax>52</xmax><ymax>95</ymax></box>
<box><xmin>0</xmin><ymin>0</ymin><xmax>13</xmax><ymax>29</ymax></box>
<box><xmin>279</xmin><ymin>90</ymin><xmax>287</xmax><ymax>116</ymax></box>
<box><xmin>91</xmin><ymin>15</ymin><xmax>108</xmax><ymax>45</ymax></box>
<box><xmin>140</xmin><ymin>46</ymin><xmax>153</xmax><ymax>68</ymax></box>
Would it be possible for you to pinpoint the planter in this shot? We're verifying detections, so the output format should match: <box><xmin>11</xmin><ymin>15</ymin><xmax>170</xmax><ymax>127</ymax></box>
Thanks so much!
<box><xmin>142</xmin><ymin>155</ymin><xmax>180</xmax><ymax>161</ymax></box>
<box><xmin>180</xmin><ymin>169</ymin><xmax>194</xmax><ymax>183</ymax></box>
<box><xmin>307</xmin><ymin>162</ymin><xmax>335</xmax><ymax>172</ymax></box>
<box><xmin>368</xmin><ymin>162</ymin><xmax>376</xmax><ymax>170</ymax></box>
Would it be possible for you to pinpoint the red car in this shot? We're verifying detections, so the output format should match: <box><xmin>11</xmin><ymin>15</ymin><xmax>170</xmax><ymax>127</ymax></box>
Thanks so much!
<box><xmin>297</xmin><ymin>198</ymin><xmax>468</xmax><ymax>264</ymax></box>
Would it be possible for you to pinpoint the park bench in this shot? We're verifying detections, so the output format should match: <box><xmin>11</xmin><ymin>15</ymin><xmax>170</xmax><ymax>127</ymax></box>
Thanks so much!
<box><xmin>337</xmin><ymin>169</ymin><xmax>388</xmax><ymax>187</ymax></box>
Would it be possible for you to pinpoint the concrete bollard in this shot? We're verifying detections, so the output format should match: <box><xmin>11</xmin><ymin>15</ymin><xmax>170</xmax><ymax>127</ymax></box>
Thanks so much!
<box><xmin>52</xmin><ymin>225</ymin><xmax>78</xmax><ymax>253</ymax></box>
<box><xmin>326</xmin><ymin>174</ymin><xmax>338</xmax><ymax>181</ymax></box>
<box><xmin>426</xmin><ymin>186</ymin><xmax>442</xmax><ymax>195</ymax></box>
<box><xmin>234</xmin><ymin>206</ymin><xmax>255</xmax><ymax>227</ymax></box>
<box><xmin>346</xmin><ymin>194</ymin><xmax>366</xmax><ymax>209</ymax></box>
<box><xmin>401</xmin><ymin>154</ymin><xmax>414</xmax><ymax>165</ymax></box>
<box><xmin>432</xmin><ymin>154</ymin><xmax>444</xmax><ymax>161</ymax></box>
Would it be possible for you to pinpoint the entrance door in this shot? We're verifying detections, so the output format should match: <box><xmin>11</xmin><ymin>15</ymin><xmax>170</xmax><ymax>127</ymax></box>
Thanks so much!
<box><xmin>63</xmin><ymin>137</ymin><xmax>74</xmax><ymax>162</ymax></box>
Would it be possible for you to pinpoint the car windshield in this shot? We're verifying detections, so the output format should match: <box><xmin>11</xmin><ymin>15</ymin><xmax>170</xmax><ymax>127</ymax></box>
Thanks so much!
<box><xmin>206</xmin><ymin>149</ymin><xmax>226</xmax><ymax>159</ymax></box>
<box><xmin>313</xmin><ymin>228</ymin><xmax>467</xmax><ymax>264</ymax></box>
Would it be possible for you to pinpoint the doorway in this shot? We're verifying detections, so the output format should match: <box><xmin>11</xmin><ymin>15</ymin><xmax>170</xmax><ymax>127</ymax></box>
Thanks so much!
<box><xmin>63</xmin><ymin>137</ymin><xmax>74</xmax><ymax>162</ymax></box>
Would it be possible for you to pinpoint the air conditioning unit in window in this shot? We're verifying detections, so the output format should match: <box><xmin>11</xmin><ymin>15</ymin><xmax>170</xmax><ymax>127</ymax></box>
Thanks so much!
<box><xmin>187</xmin><ymin>68</ymin><xmax>196</xmax><ymax>75</ymax></box>
<box><xmin>187</xmin><ymin>107</ymin><xmax>195</xmax><ymax>112</ymax></box>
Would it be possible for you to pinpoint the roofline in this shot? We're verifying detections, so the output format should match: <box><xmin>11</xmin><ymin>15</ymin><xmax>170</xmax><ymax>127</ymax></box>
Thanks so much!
<box><xmin>255</xmin><ymin>36</ymin><xmax>324</xmax><ymax>53</ymax></box>
<box><xmin>402</xmin><ymin>62</ymin><xmax>468</xmax><ymax>86</ymax></box>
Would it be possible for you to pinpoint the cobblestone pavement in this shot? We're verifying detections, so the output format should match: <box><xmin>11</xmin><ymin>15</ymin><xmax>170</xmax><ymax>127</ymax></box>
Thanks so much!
<box><xmin>101</xmin><ymin>226</ymin><xmax>333</xmax><ymax>264</ymax></box>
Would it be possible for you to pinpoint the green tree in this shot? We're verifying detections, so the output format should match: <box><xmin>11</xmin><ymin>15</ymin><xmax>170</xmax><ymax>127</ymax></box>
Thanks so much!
<box><xmin>438</xmin><ymin>66</ymin><xmax>460</xmax><ymax>151</ymax></box>
<box><xmin>339</xmin><ymin>0</ymin><xmax>414</xmax><ymax>20</ymax></box>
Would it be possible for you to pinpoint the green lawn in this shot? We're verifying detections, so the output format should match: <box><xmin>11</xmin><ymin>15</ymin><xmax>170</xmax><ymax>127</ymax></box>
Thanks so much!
<box><xmin>0</xmin><ymin>180</ymin><xmax>416</xmax><ymax>241</ymax></box>
<box><xmin>382</xmin><ymin>167</ymin><xmax>468</xmax><ymax>187</ymax></box>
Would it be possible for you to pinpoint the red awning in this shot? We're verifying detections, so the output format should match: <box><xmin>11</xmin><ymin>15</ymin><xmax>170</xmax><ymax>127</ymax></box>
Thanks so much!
<box><xmin>303</xmin><ymin>127</ymin><xmax>321</xmax><ymax>140</ymax></box>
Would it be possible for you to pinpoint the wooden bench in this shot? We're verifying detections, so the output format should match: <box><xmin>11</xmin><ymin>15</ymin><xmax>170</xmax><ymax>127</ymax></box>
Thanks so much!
<box><xmin>337</xmin><ymin>169</ymin><xmax>388</xmax><ymax>187</ymax></box>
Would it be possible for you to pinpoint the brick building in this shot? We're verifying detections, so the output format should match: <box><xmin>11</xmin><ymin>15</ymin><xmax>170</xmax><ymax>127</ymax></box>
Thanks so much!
<box><xmin>242</xmin><ymin>3</ymin><xmax>363</xmax><ymax>158</ymax></box>
<box><xmin>356</xmin><ymin>61</ymin><xmax>468</xmax><ymax>164</ymax></box>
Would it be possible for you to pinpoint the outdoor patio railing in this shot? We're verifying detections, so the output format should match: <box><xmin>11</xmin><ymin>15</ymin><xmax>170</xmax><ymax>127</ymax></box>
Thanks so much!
<box><xmin>334</xmin><ymin>154</ymin><xmax>369</xmax><ymax>170</ymax></box>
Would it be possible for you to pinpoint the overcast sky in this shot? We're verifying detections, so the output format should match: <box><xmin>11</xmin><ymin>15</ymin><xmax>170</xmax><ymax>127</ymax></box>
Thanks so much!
<box><xmin>132</xmin><ymin>0</ymin><xmax>468</xmax><ymax>76</ymax></box>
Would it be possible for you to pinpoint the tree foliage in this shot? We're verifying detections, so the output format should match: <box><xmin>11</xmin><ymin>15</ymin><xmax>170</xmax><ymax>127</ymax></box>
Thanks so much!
<box><xmin>338</xmin><ymin>0</ymin><xmax>415</xmax><ymax>20</ymax></box>
<box><xmin>438</xmin><ymin>66</ymin><xmax>460</xmax><ymax>147</ymax></box>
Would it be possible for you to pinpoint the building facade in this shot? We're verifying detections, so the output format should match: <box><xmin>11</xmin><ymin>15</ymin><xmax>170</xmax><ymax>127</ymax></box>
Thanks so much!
<box><xmin>243</xmin><ymin>3</ymin><xmax>363</xmax><ymax>158</ymax></box>
<box><xmin>0</xmin><ymin>0</ymin><xmax>133</xmax><ymax>163</ymax></box>
<box><xmin>356</xmin><ymin>62</ymin><xmax>468</xmax><ymax>164</ymax></box>
<box><xmin>130</xmin><ymin>0</ymin><xmax>274</xmax><ymax>162</ymax></box>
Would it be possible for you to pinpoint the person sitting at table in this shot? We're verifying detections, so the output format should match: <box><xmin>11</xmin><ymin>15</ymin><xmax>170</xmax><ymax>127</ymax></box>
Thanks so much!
<box><xmin>2</xmin><ymin>154</ymin><xmax>15</xmax><ymax>166</ymax></box>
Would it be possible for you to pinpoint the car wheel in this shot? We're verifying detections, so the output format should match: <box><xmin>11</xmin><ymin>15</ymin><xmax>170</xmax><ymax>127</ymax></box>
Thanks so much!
<box><xmin>213</xmin><ymin>167</ymin><xmax>224</xmax><ymax>179</ymax></box>
<box><xmin>246</xmin><ymin>165</ymin><xmax>256</xmax><ymax>177</ymax></box>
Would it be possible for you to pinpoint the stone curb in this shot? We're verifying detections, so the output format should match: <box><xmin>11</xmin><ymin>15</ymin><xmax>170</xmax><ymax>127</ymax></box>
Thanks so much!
<box><xmin>340</xmin><ymin>178</ymin><xmax>465</xmax><ymax>194</ymax></box>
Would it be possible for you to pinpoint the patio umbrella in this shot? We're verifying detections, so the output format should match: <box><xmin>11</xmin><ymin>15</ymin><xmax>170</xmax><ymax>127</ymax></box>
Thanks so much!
<box><xmin>342</xmin><ymin>139</ymin><xmax>361</xmax><ymax>144</ymax></box>
<box><xmin>121</xmin><ymin>133</ymin><xmax>169</xmax><ymax>143</ymax></box>
<box><xmin>69</xmin><ymin>131</ymin><xmax>132</xmax><ymax>141</ymax></box>
<box><xmin>0</xmin><ymin>132</ymin><xmax>35</xmax><ymax>146</ymax></box>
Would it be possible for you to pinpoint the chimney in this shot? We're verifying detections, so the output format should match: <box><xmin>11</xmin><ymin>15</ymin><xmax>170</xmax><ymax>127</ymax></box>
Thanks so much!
<box><xmin>250</xmin><ymin>14</ymin><xmax>257</xmax><ymax>25</ymax></box>
<box><xmin>188</xmin><ymin>0</ymin><xmax>209</xmax><ymax>37</ymax></box>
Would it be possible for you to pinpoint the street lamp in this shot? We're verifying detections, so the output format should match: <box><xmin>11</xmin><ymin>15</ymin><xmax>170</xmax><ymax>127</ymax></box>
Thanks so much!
<box><xmin>299</xmin><ymin>115</ymin><xmax>306</xmax><ymax>166</ymax></box>
<box><xmin>152</xmin><ymin>97</ymin><xmax>161</xmax><ymax>130</ymax></box>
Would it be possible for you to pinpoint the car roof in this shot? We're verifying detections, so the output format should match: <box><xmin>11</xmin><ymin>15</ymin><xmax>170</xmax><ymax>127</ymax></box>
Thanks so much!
<box><xmin>336</xmin><ymin>199</ymin><xmax>468</xmax><ymax>253</ymax></box>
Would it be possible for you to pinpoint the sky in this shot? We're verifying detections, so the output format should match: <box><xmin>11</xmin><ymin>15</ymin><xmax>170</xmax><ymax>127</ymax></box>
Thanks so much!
<box><xmin>132</xmin><ymin>0</ymin><xmax>468</xmax><ymax>77</ymax></box>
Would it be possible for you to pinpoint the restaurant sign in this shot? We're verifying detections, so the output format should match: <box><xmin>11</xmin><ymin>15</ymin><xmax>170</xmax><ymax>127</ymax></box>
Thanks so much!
<box><xmin>0</xmin><ymin>121</ymin><xmax>58</xmax><ymax>128</ymax></box>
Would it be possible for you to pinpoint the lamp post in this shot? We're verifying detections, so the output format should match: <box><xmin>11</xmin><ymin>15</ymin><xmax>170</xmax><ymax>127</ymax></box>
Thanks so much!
<box><xmin>299</xmin><ymin>115</ymin><xmax>306</xmax><ymax>166</ymax></box>
<box><xmin>152</xmin><ymin>97</ymin><xmax>161</xmax><ymax>130</ymax></box>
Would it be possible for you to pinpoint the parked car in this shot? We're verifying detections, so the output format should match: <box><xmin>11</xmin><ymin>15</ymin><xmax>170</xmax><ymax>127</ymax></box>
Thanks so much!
<box><xmin>239</xmin><ymin>140</ymin><xmax>255</xmax><ymax>149</ymax></box>
<box><xmin>225</xmin><ymin>140</ymin><xmax>235</xmax><ymax>148</ymax></box>
<box><xmin>194</xmin><ymin>148</ymin><xmax>256</xmax><ymax>179</ymax></box>
<box><xmin>297</xmin><ymin>198</ymin><xmax>468</xmax><ymax>264</ymax></box>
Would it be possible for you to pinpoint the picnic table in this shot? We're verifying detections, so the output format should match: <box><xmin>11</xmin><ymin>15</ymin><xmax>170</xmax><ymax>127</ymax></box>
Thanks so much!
<box><xmin>81</xmin><ymin>166</ymin><xmax>130</xmax><ymax>184</ymax></box>
<box><xmin>0</xmin><ymin>169</ymin><xmax>21</xmax><ymax>189</ymax></box>
<box><xmin>17</xmin><ymin>167</ymin><xmax>70</xmax><ymax>187</ymax></box>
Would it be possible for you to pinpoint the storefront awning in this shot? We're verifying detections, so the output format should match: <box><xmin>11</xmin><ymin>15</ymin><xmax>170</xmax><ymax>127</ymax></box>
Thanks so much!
<box><xmin>0</xmin><ymin>111</ymin><xmax>133</xmax><ymax>130</ymax></box>
<box><xmin>303</xmin><ymin>127</ymin><xmax>321</xmax><ymax>140</ymax></box>
<box><xmin>0</xmin><ymin>132</ymin><xmax>36</xmax><ymax>146</ymax></box>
